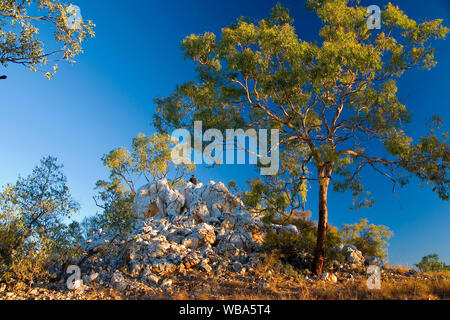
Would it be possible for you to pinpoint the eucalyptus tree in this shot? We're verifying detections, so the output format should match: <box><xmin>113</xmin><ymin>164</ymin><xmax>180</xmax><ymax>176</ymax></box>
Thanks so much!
<box><xmin>0</xmin><ymin>156</ymin><xmax>80</xmax><ymax>284</ymax></box>
<box><xmin>154</xmin><ymin>1</ymin><xmax>449</xmax><ymax>275</ymax></box>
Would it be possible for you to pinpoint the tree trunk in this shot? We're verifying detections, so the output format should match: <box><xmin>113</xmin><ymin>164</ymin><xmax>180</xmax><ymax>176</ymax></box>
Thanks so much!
<box><xmin>312</xmin><ymin>166</ymin><xmax>331</xmax><ymax>275</ymax></box>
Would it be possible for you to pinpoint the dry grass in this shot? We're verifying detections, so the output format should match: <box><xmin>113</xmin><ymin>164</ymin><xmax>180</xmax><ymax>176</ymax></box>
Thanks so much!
<box><xmin>131</xmin><ymin>268</ymin><xmax>450</xmax><ymax>300</ymax></box>
<box><xmin>303</xmin><ymin>277</ymin><xmax>449</xmax><ymax>300</ymax></box>
<box><xmin>157</xmin><ymin>269</ymin><xmax>450</xmax><ymax>300</ymax></box>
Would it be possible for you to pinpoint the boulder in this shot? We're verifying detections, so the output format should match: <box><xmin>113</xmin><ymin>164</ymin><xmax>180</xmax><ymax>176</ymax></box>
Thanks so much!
<box><xmin>321</xmin><ymin>272</ymin><xmax>338</xmax><ymax>283</ymax></box>
<box><xmin>111</xmin><ymin>272</ymin><xmax>126</xmax><ymax>290</ymax></box>
<box><xmin>230</xmin><ymin>261</ymin><xmax>244</xmax><ymax>273</ymax></box>
<box><xmin>342</xmin><ymin>245</ymin><xmax>365</xmax><ymax>268</ymax></box>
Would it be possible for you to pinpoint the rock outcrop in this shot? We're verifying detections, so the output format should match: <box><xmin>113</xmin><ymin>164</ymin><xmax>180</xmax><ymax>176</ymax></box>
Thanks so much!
<box><xmin>115</xmin><ymin>180</ymin><xmax>268</xmax><ymax>280</ymax></box>
<box><xmin>73</xmin><ymin>179</ymin><xmax>376</xmax><ymax>292</ymax></box>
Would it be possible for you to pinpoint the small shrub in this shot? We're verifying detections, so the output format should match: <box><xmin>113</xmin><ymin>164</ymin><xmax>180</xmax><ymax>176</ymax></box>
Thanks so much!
<box><xmin>340</xmin><ymin>219</ymin><xmax>393</xmax><ymax>259</ymax></box>
<box><xmin>263</xmin><ymin>215</ymin><xmax>344</xmax><ymax>269</ymax></box>
<box><xmin>324</xmin><ymin>225</ymin><xmax>346</xmax><ymax>266</ymax></box>
<box><xmin>263</xmin><ymin>216</ymin><xmax>393</xmax><ymax>270</ymax></box>
<box><xmin>415</xmin><ymin>254</ymin><xmax>449</xmax><ymax>272</ymax></box>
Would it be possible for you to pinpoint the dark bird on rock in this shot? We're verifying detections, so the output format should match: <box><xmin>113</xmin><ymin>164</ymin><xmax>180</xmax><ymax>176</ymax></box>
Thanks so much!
<box><xmin>189</xmin><ymin>175</ymin><xmax>197</xmax><ymax>185</ymax></box>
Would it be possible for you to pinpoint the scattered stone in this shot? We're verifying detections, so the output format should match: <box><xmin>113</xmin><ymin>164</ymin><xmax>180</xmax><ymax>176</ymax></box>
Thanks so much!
<box><xmin>89</xmin><ymin>272</ymin><xmax>99</xmax><ymax>282</ymax></box>
<box><xmin>161</xmin><ymin>279</ymin><xmax>173</xmax><ymax>288</ymax></box>
<box><xmin>26</xmin><ymin>178</ymin><xmax>405</xmax><ymax>301</ymax></box>
<box><xmin>230</xmin><ymin>261</ymin><xmax>244</xmax><ymax>273</ymax></box>
<box><xmin>82</xmin><ymin>272</ymin><xmax>99</xmax><ymax>284</ymax></box>
<box><xmin>142</xmin><ymin>269</ymin><xmax>160</xmax><ymax>285</ymax></box>
<box><xmin>321</xmin><ymin>272</ymin><xmax>338</xmax><ymax>283</ymax></box>
<box><xmin>321</xmin><ymin>272</ymin><xmax>329</xmax><ymax>280</ymax></box>
<box><xmin>200</xmin><ymin>260</ymin><xmax>213</xmax><ymax>273</ymax></box>
<box><xmin>111</xmin><ymin>272</ymin><xmax>126</xmax><ymax>290</ymax></box>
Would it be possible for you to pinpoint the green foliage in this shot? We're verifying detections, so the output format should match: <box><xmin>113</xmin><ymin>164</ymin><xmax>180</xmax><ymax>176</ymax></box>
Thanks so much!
<box><xmin>264</xmin><ymin>216</ymin><xmax>393</xmax><ymax>269</ymax></box>
<box><xmin>325</xmin><ymin>224</ymin><xmax>347</xmax><ymax>265</ymax></box>
<box><xmin>264</xmin><ymin>215</ymin><xmax>345</xmax><ymax>268</ymax></box>
<box><xmin>263</xmin><ymin>229</ymin><xmax>312</xmax><ymax>269</ymax></box>
<box><xmin>270</xmin><ymin>2</ymin><xmax>294</xmax><ymax>25</ymax></box>
<box><xmin>340</xmin><ymin>218</ymin><xmax>393</xmax><ymax>259</ymax></box>
<box><xmin>399</xmin><ymin>120</ymin><xmax>450</xmax><ymax>200</ymax></box>
<box><xmin>415</xmin><ymin>253</ymin><xmax>449</xmax><ymax>272</ymax></box>
<box><xmin>86</xmin><ymin>133</ymin><xmax>195</xmax><ymax>239</ymax></box>
<box><xmin>0</xmin><ymin>156</ymin><xmax>81</xmax><ymax>289</ymax></box>
<box><xmin>0</xmin><ymin>0</ymin><xmax>95</xmax><ymax>78</ymax></box>
<box><xmin>90</xmin><ymin>178</ymin><xmax>136</xmax><ymax>239</ymax></box>
<box><xmin>2</xmin><ymin>233</ymin><xmax>54</xmax><ymax>290</ymax></box>
<box><xmin>240</xmin><ymin>143</ymin><xmax>310</xmax><ymax>217</ymax></box>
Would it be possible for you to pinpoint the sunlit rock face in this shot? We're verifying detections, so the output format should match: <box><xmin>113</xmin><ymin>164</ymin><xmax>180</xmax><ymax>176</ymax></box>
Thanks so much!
<box><xmin>342</xmin><ymin>244</ymin><xmax>365</xmax><ymax>269</ymax></box>
<box><xmin>133</xmin><ymin>180</ymin><xmax>251</xmax><ymax>222</ymax></box>
<box><xmin>133</xmin><ymin>180</ymin><xmax>185</xmax><ymax>219</ymax></box>
<box><xmin>126</xmin><ymin>179</ymin><xmax>268</xmax><ymax>276</ymax></box>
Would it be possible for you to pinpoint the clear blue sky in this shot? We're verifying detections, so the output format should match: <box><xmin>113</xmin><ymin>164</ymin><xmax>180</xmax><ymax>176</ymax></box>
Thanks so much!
<box><xmin>0</xmin><ymin>0</ymin><xmax>449</xmax><ymax>266</ymax></box>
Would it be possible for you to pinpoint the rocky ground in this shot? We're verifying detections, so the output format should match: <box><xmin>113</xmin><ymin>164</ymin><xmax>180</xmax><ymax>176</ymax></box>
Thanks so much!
<box><xmin>1</xmin><ymin>266</ymin><xmax>448</xmax><ymax>300</ymax></box>
<box><xmin>1</xmin><ymin>180</ymin><xmax>449</xmax><ymax>300</ymax></box>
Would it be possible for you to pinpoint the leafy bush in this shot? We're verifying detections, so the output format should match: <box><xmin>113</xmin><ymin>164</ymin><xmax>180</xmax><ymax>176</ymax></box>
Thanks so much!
<box><xmin>340</xmin><ymin>219</ymin><xmax>393</xmax><ymax>259</ymax></box>
<box><xmin>263</xmin><ymin>216</ymin><xmax>393</xmax><ymax>270</ymax></box>
<box><xmin>415</xmin><ymin>254</ymin><xmax>449</xmax><ymax>272</ymax></box>
<box><xmin>263</xmin><ymin>215</ymin><xmax>345</xmax><ymax>269</ymax></box>
<box><xmin>0</xmin><ymin>157</ymin><xmax>81</xmax><ymax>289</ymax></box>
